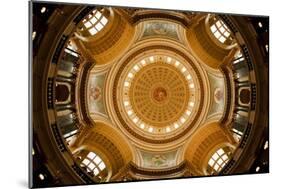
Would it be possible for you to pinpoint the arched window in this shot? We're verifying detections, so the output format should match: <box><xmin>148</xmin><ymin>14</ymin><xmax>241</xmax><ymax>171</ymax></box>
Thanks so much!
<box><xmin>210</xmin><ymin>18</ymin><xmax>232</xmax><ymax>44</ymax></box>
<box><xmin>207</xmin><ymin>147</ymin><xmax>231</xmax><ymax>174</ymax></box>
<box><xmin>81</xmin><ymin>9</ymin><xmax>108</xmax><ymax>36</ymax></box>
<box><xmin>81</xmin><ymin>152</ymin><xmax>107</xmax><ymax>177</ymax></box>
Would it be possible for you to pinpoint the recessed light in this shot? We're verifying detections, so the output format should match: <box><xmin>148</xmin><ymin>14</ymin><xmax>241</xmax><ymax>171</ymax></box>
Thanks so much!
<box><xmin>124</xmin><ymin>101</ymin><xmax>129</xmax><ymax>106</ymax></box>
<box><xmin>128</xmin><ymin>73</ymin><xmax>133</xmax><ymax>78</ymax></box>
<box><xmin>39</xmin><ymin>174</ymin><xmax>45</xmax><ymax>180</ymax></box>
<box><xmin>41</xmin><ymin>7</ymin><xmax>46</xmax><ymax>13</ymax></box>
<box><xmin>133</xmin><ymin>65</ymin><xmax>139</xmax><ymax>71</ymax></box>
<box><xmin>32</xmin><ymin>31</ymin><xmax>36</xmax><ymax>40</ymax></box>
<box><xmin>167</xmin><ymin>57</ymin><xmax>172</xmax><ymax>63</ymax></box>
<box><xmin>189</xmin><ymin>102</ymin><xmax>194</xmax><ymax>107</ymax></box>
<box><xmin>124</xmin><ymin>82</ymin><xmax>130</xmax><ymax>87</ymax></box>
<box><xmin>127</xmin><ymin>110</ymin><xmax>133</xmax><ymax>115</ymax></box>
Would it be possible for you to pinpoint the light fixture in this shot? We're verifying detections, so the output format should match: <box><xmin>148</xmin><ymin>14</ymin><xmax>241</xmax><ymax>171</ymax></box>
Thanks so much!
<box><xmin>39</xmin><ymin>174</ymin><xmax>45</xmax><ymax>180</ymax></box>
<box><xmin>264</xmin><ymin>141</ymin><xmax>268</xmax><ymax>150</ymax></box>
<box><xmin>189</xmin><ymin>101</ymin><xmax>194</xmax><ymax>107</ymax></box>
<box><xmin>189</xmin><ymin>83</ymin><xmax>195</xmax><ymax>88</ymax></box>
<box><xmin>41</xmin><ymin>7</ymin><xmax>46</xmax><ymax>13</ymax></box>
<box><xmin>128</xmin><ymin>73</ymin><xmax>133</xmax><ymax>78</ymax></box>
<box><xmin>265</xmin><ymin>44</ymin><xmax>269</xmax><ymax>52</ymax></box>
<box><xmin>166</xmin><ymin>127</ymin><xmax>171</xmax><ymax>132</ymax></box>
<box><xmin>32</xmin><ymin>31</ymin><xmax>36</xmax><ymax>40</ymax></box>
<box><xmin>141</xmin><ymin>59</ymin><xmax>146</xmax><ymax>65</ymax></box>
<box><xmin>181</xmin><ymin>67</ymin><xmax>187</xmax><ymax>73</ymax></box>
<box><xmin>255</xmin><ymin>166</ymin><xmax>260</xmax><ymax>172</ymax></box>
<box><xmin>167</xmin><ymin>57</ymin><xmax>172</xmax><ymax>63</ymax></box>
<box><xmin>124</xmin><ymin>101</ymin><xmax>129</xmax><ymax>106</ymax></box>
<box><xmin>124</xmin><ymin>81</ymin><xmax>130</xmax><ymax>87</ymax></box>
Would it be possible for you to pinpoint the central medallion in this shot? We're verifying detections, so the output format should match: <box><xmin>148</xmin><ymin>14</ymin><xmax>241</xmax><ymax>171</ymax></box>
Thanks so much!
<box><xmin>152</xmin><ymin>86</ymin><xmax>168</xmax><ymax>103</ymax></box>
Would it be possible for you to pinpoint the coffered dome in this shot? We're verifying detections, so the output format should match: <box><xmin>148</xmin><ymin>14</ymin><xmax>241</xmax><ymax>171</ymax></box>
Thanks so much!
<box><xmin>123</xmin><ymin>56</ymin><xmax>195</xmax><ymax>133</ymax></box>
<box><xmin>32</xmin><ymin>3</ymin><xmax>269</xmax><ymax>187</ymax></box>
<box><xmin>108</xmin><ymin>45</ymin><xmax>205</xmax><ymax>145</ymax></box>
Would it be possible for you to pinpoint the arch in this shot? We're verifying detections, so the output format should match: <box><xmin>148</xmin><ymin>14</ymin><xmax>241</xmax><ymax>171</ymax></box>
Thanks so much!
<box><xmin>186</xmin><ymin>15</ymin><xmax>235</xmax><ymax>69</ymax></box>
<box><xmin>204</xmin><ymin>145</ymin><xmax>234</xmax><ymax>175</ymax></box>
<box><xmin>55</xmin><ymin>84</ymin><xmax>70</xmax><ymax>102</ymax></box>
<box><xmin>69</xmin><ymin>121</ymin><xmax>134</xmax><ymax>178</ymax></box>
<box><xmin>183</xmin><ymin>121</ymin><xmax>232</xmax><ymax>175</ymax></box>
<box><xmin>74</xmin><ymin>8</ymin><xmax>136</xmax><ymax>65</ymax></box>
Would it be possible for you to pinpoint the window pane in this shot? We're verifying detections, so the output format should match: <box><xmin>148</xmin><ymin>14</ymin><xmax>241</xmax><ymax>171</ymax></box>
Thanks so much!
<box><xmin>216</xmin><ymin>21</ymin><xmax>222</xmax><ymax>28</ymax></box>
<box><xmin>89</xmin><ymin>27</ymin><xmax>98</xmax><ymax>35</ymax></box>
<box><xmin>212</xmin><ymin>153</ymin><xmax>219</xmax><ymax>160</ymax></box>
<box><xmin>224</xmin><ymin>31</ymin><xmax>230</xmax><ymax>37</ymax></box>
<box><xmin>217</xmin><ymin>149</ymin><xmax>224</xmax><ymax>156</ymax></box>
<box><xmin>214</xmin><ymin>164</ymin><xmax>220</xmax><ymax>171</ymax></box>
<box><xmin>95</xmin><ymin>22</ymin><xmax>104</xmax><ymax>31</ymax></box>
<box><xmin>219</xmin><ymin>36</ymin><xmax>226</xmax><ymax>43</ymax></box>
<box><xmin>99</xmin><ymin>162</ymin><xmax>106</xmax><ymax>170</ymax></box>
<box><xmin>90</xmin><ymin>16</ymin><xmax>97</xmax><ymax>24</ymax></box>
<box><xmin>210</xmin><ymin>25</ymin><xmax>217</xmax><ymax>33</ymax></box>
<box><xmin>222</xmin><ymin>154</ymin><xmax>228</xmax><ymax>161</ymax></box>
<box><xmin>208</xmin><ymin>158</ymin><xmax>215</xmax><ymax>166</ymax></box>
<box><xmin>101</xmin><ymin>17</ymin><xmax>108</xmax><ymax>26</ymax></box>
<box><xmin>214</xmin><ymin>31</ymin><xmax>221</xmax><ymax>38</ymax></box>
<box><xmin>88</xmin><ymin>152</ymin><xmax>96</xmax><ymax>159</ymax></box>
<box><xmin>93</xmin><ymin>168</ymin><xmax>99</xmax><ymax>176</ymax></box>
<box><xmin>95</xmin><ymin>11</ymin><xmax>102</xmax><ymax>19</ymax></box>
<box><xmin>84</xmin><ymin>21</ymin><xmax>92</xmax><ymax>28</ymax></box>
<box><xmin>217</xmin><ymin>158</ymin><xmax>223</xmax><ymax>165</ymax></box>
<box><xmin>82</xmin><ymin>158</ymin><xmax>90</xmax><ymax>165</ymax></box>
<box><xmin>88</xmin><ymin>163</ymin><xmax>96</xmax><ymax>170</ymax></box>
<box><xmin>219</xmin><ymin>26</ymin><xmax>226</xmax><ymax>33</ymax></box>
<box><xmin>93</xmin><ymin>156</ymin><xmax>102</xmax><ymax>164</ymax></box>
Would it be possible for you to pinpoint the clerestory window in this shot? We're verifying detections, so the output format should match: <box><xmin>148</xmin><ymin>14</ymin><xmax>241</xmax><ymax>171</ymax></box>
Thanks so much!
<box><xmin>81</xmin><ymin>152</ymin><xmax>106</xmax><ymax>176</ymax></box>
<box><xmin>82</xmin><ymin>9</ymin><xmax>108</xmax><ymax>36</ymax></box>
<box><xmin>210</xmin><ymin>18</ymin><xmax>232</xmax><ymax>44</ymax></box>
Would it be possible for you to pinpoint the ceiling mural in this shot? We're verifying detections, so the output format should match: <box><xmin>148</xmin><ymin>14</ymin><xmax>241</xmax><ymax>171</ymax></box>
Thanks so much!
<box><xmin>139</xmin><ymin>150</ymin><xmax>178</xmax><ymax>169</ymax></box>
<box><xmin>88</xmin><ymin>73</ymin><xmax>107</xmax><ymax>116</ymax></box>
<box><xmin>141</xmin><ymin>21</ymin><xmax>180</xmax><ymax>41</ymax></box>
<box><xmin>206</xmin><ymin>71</ymin><xmax>225</xmax><ymax>119</ymax></box>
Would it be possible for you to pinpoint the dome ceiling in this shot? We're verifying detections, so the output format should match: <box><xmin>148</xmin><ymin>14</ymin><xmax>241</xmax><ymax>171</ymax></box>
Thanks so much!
<box><xmin>32</xmin><ymin>3</ymin><xmax>269</xmax><ymax>187</ymax></box>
